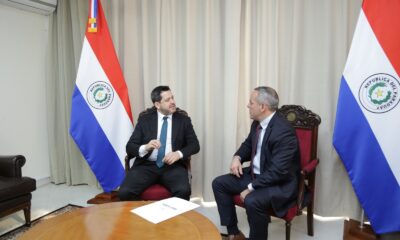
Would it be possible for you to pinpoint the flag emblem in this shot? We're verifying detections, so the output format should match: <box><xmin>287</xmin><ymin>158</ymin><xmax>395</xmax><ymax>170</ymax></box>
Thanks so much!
<box><xmin>359</xmin><ymin>73</ymin><xmax>400</xmax><ymax>113</ymax></box>
<box><xmin>86</xmin><ymin>81</ymin><xmax>114</xmax><ymax>109</ymax></box>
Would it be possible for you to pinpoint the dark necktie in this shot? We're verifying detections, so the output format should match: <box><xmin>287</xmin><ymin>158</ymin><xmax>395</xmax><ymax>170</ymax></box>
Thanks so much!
<box><xmin>156</xmin><ymin>116</ymin><xmax>168</xmax><ymax>168</ymax></box>
<box><xmin>250</xmin><ymin>124</ymin><xmax>261</xmax><ymax>178</ymax></box>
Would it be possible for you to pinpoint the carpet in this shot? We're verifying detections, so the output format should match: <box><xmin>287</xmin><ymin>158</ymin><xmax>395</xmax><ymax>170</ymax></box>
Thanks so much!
<box><xmin>0</xmin><ymin>204</ymin><xmax>82</xmax><ymax>240</ymax></box>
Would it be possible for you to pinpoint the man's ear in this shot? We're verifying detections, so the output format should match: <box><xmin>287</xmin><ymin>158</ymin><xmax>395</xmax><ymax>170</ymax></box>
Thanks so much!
<box><xmin>261</xmin><ymin>104</ymin><xmax>271</xmax><ymax>114</ymax></box>
<box><xmin>154</xmin><ymin>102</ymin><xmax>161</xmax><ymax>109</ymax></box>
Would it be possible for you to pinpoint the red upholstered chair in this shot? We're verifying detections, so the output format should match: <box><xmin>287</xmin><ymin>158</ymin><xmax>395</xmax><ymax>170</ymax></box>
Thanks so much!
<box><xmin>124</xmin><ymin>107</ymin><xmax>192</xmax><ymax>201</ymax></box>
<box><xmin>233</xmin><ymin>105</ymin><xmax>321</xmax><ymax>240</ymax></box>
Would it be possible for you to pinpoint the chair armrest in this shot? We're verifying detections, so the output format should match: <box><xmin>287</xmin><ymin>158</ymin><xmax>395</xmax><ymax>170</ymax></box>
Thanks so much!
<box><xmin>0</xmin><ymin>155</ymin><xmax>26</xmax><ymax>178</ymax></box>
<box><xmin>296</xmin><ymin>174</ymin><xmax>306</xmax><ymax>212</ymax></box>
<box><xmin>301</xmin><ymin>158</ymin><xmax>319</xmax><ymax>174</ymax></box>
<box><xmin>125</xmin><ymin>155</ymin><xmax>134</xmax><ymax>173</ymax></box>
<box><xmin>296</xmin><ymin>158</ymin><xmax>318</xmax><ymax>211</ymax></box>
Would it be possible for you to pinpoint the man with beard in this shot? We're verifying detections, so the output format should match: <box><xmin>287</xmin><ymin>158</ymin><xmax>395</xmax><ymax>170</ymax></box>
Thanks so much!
<box><xmin>119</xmin><ymin>86</ymin><xmax>200</xmax><ymax>201</ymax></box>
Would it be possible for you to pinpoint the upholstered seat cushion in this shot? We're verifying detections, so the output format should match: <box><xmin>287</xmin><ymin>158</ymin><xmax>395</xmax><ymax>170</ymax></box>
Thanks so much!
<box><xmin>140</xmin><ymin>184</ymin><xmax>172</xmax><ymax>200</ymax></box>
<box><xmin>0</xmin><ymin>176</ymin><xmax>36</xmax><ymax>202</ymax></box>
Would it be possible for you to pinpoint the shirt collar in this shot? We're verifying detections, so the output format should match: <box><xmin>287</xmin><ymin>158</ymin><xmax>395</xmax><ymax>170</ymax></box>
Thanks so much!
<box><xmin>157</xmin><ymin>111</ymin><xmax>172</xmax><ymax>121</ymax></box>
<box><xmin>259</xmin><ymin>111</ymin><xmax>275</xmax><ymax>129</ymax></box>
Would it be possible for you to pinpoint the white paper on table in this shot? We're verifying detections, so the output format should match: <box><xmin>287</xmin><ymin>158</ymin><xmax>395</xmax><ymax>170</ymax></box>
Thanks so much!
<box><xmin>131</xmin><ymin>197</ymin><xmax>199</xmax><ymax>224</ymax></box>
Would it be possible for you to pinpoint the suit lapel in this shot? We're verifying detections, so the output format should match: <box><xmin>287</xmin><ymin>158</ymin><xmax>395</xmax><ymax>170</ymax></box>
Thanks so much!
<box><xmin>150</xmin><ymin>111</ymin><xmax>158</xmax><ymax>139</ymax></box>
<box><xmin>260</xmin><ymin>114</ymin><xmax>276</xmax><ymax>171</ymax></box>
<box><xmin>171</xmin><ymin>113</ymin><xmax>179</xmax><ymax>150</ymax></box>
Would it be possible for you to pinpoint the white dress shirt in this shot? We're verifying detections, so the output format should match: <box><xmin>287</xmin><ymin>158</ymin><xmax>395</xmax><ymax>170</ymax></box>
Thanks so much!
<box><xmin>138</xmin><ymin>111</ymin><xmax>183</xmax><ymax>161</ymax></box>
<box><xmin>248</xmin><ymin>111</ymin><xmax>275</xmax><ymax>190</ymax></box>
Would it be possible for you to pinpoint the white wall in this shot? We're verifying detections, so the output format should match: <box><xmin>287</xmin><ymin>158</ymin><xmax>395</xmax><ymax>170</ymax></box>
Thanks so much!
<box><xmin>0</xmin><ymin>4</ymin><xmax>50</xmax><ymax>180</ymax></box>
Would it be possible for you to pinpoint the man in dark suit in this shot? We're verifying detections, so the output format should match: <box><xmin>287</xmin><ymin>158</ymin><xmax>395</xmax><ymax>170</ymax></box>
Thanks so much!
<box><xmin>118</xmin><ymin>86</ymin><xmax>200</xmax><ymax>201</ymax></box>
<box><xmin>212</xmin><ymin>86</ymin><xmax>300</xmax><ymax>240</ymax></box>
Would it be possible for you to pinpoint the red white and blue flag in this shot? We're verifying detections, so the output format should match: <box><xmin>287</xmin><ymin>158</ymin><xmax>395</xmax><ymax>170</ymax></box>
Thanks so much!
<box><xmin>333</xmin><ymin>0</ymin><xmax>400</xmax><ymax>234</ymax></box>
<box><xmin>70</xmin><ymin>0</ymin><xmax>133</xmax><ymax>193</ymax></box>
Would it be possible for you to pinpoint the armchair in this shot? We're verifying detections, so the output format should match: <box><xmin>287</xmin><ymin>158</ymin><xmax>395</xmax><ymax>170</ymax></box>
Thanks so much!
<box><xmin>0</xmin><ymin>155</ymin><xmax>36</xmax><ymax>226</ymax></box>
<box><xmin>233</xmin><ymin>105</ymin><xmax>321</xmax><ymax>240</ymax></box>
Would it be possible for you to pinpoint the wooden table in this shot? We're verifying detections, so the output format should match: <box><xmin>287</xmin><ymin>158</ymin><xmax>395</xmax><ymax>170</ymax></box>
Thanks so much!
<box><xmin>19</xmin><ymin>201</ymin><xmax>221</xmax><ymax>240</ymax></box>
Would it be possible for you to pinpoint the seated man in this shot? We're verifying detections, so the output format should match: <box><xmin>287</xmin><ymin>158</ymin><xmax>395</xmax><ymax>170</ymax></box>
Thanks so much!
<box><xmin>212</xmin><ymin>86</ymin><xmax>300</xmax><ymax>240</ymax></box>
<box><xmin>119</xmin><ymin>86</ymin><xmax>200</xmax><ymax>201</ymax></box>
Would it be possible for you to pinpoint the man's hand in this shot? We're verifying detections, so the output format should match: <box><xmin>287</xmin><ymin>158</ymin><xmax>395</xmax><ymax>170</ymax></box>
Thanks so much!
<box><xmin>163</xmin><ymin>151</ymin><xmax>181</xmax><ymax>165</ymax></box>
<box><xmin>145</xmin><ymin>140</ymin><xmax>161</xmax><ymax>151</ymax></box>
<box><xmin>240</xmin><ymin>189</ymin><xmax>251</xmax><ymax>201</ymax></box>
<box><xmin>230</xmin><ymin>156</ymin><xmax>243</xmax><ymax>178</ymax></box>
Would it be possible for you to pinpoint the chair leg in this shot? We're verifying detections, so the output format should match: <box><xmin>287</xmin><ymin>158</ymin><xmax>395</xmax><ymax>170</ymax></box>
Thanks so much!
<box><xmin>285</xmin><ymin>221</ymin><xmax>291</xmax><ymax>240</ymax></box>
<box><xmin>23</xmin><ymin>202</ymin><xmax>31</xmax><ymax>226</ymax></box>
<box><xmin>307</xmin><ymin>206</ymin><xmax>314</xmax><ymax>236</ymax></box>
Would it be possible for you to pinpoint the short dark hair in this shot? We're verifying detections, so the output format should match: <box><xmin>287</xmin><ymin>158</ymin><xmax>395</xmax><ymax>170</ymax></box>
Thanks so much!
<box><xmin>151</xmin><ymin>86</ymin><xmax>170</xmax><ymax>103</ymax></box>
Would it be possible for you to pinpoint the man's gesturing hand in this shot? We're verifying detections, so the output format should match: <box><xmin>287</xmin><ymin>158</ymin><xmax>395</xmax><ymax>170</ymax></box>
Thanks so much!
<box><xmin>163</xmin><ymin>151</ymin><xmax>181</xmax><ymax>165</ymax></box>
<box><xmin>230</xmin><ymin>156</ymin><xmax>243</xmax><ymax>178</ymax></box>
<box><xmin>145</xmin><ymin>140</ymin><xmax>161</xmax><ymax>151</ymax></box>
<box><xmin>240</xmin><ymin>189</ymin><xmax>251</xmax><ymax>201</ymax></box>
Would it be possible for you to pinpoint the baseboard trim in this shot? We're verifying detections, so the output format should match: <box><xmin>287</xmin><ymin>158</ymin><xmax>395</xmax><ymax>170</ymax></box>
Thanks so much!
<box><xmin>36</xmin><ymin>177</ymin><xmax>51</xmax><ymax>187</ymax></box>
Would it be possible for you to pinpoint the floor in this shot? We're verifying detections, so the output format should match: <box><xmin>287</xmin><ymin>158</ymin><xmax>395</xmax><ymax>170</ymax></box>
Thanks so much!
<box><xmin>0</xmin><ymin>183</ymin><xmax>345</xmax><ymax>239</ymax></box>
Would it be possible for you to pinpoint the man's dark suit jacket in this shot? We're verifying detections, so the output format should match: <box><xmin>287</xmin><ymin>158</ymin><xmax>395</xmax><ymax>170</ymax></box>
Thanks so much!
<box><xmin>235</xmin><ymin>113</ymin><xmax>300</xmax><ymax>217</ymax></box>
<box><xmin>126</xmin><ymin>108</ymin><xmax>200</xmax><ymax>167</ymax></box>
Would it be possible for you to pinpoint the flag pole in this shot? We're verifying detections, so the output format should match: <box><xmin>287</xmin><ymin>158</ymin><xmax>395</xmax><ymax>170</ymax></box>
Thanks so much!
<box><xmin>359</xmin><ymin>209</ymin><xmax>365</xmax><ymax>229</ymax></box>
